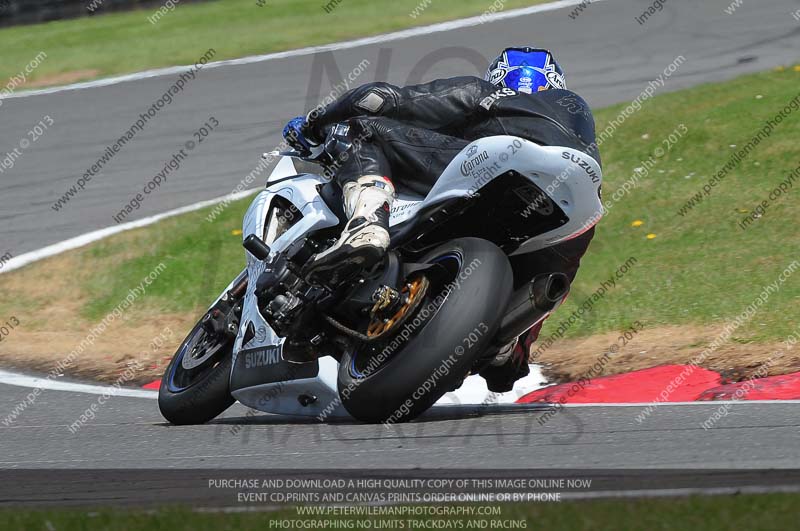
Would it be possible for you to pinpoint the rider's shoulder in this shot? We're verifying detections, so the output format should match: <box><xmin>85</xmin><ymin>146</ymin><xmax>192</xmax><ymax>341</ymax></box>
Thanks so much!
<box><xmin>522</xmin><ymin>89</ymin><xmax>593</xmax><ymax>117</ymax></box>
<box><xmin>527</xmin><ymin>88</ymin><xmax>589</xmax><ymax>105</ymax></box>
<box><xmin>440</xmin><ymin>75</ymin><xmax>494</xmax><ymax>88</ymax></box>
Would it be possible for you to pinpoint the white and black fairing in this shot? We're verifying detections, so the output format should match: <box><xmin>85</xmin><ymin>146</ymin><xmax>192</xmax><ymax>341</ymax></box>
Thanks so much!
<box><xmin>227</xmin><ymin>136</ymin><xmax>602</xmax><ymax>417</ymax></box>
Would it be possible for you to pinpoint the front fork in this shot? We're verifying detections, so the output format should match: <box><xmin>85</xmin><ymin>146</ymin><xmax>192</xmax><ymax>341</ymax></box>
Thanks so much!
<box><xmin>201</xmin><ymin>275</ymin><xmax>247</xmax><ymax>340</ymax></box>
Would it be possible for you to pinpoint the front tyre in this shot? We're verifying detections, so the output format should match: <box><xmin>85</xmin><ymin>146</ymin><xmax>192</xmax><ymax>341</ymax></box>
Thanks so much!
<box><xmin>158</xmin><ymin>319</ymin><xmax>236</xmax><ymax>425</ymax></box>
<box><xmin>337</xmin><ymin>237</ymin><xmax>513</xmax><ymax>423</ymax></box>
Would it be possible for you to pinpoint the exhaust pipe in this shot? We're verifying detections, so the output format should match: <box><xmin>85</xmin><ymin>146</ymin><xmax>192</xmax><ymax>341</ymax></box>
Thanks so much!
<box><xmin>531</xmin><ymin>273</ymin><xmax>570</xmax><ymax>313</ymax></box>
<box><xmin>494</xmin><ymin>272</ymin><xmax>570</xmax><ymax>345</ymax></box>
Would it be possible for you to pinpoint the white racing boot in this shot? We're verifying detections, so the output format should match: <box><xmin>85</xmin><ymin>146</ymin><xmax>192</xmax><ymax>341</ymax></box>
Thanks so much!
<box><xmin>304</xmin><ymin>175</ymin><xmax>395</xmax><ymax>285</ymax></box>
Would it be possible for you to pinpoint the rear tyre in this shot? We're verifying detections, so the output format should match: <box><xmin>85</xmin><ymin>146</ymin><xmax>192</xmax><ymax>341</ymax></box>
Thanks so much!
<box><xmin>158</xmin><ymin>319</ymin><xmax>235</xmax><ymax>425</ymax></box>
<box><xmin>337</xmin><ymin>237</ymin><xmax>513</xmax><ymax>423</ymax></box>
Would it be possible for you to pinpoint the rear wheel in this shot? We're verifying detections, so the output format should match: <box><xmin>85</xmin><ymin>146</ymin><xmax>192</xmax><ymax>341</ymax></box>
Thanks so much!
<box><xmin>337</xmin><ymin>237</ymin><xmax>513</xmax><ymax>423</ymax></box>
<box><xmin>158</xmin><ymin>315</ymin><xmax>236</xmax><ymax>425</ymax></box>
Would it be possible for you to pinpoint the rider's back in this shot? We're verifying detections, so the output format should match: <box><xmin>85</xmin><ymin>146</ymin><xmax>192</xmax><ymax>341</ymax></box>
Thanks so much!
<box><xmin>305</xmin><ymin>75</ymin><xmax>600</xmax><ymax>167</ymax></box>
<box><xmin>447</xmin><ymin>77</ymin><xmax>600</xmax><ymax>166</ymax></box>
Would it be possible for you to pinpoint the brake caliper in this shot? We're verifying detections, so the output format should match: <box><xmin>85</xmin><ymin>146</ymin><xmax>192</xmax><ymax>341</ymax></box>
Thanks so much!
<box><xmin>366</xmin><ymin>277</ymin><xmax>429</xmax><ymax>339</ymax></box>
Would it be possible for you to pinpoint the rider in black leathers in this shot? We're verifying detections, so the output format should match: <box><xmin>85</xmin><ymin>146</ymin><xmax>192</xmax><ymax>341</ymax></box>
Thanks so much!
<box><xmin>283</xmin><ymin>47</ymin><xmax>601</xmax><ymax>391</ymax></box>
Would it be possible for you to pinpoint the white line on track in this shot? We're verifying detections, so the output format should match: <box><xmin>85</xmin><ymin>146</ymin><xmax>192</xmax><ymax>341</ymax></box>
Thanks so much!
<box><xmin>0</xmin><ymin>188</ymin><xmax>259</xmax><ymax>274</ymax></box>
<box><xmin>0</xmin><ymin>370</ymin><xmax>156</xmax><ymax>399</ymax></box>
<box><xmin>1</xmin><ymin>0</ymin><xmax>605</xmax><ymax>100</ymax></box>
<box><xmin>1</xmin><ymin>369</ymin><xmax>798</xmax><ymax>407</ymax></box>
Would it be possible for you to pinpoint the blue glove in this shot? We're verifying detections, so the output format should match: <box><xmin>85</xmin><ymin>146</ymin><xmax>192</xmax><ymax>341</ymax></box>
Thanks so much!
<box><xmin>283</xmin><ymin>116</ymin><xmax>314</xmax><ymax>155</ymax></box>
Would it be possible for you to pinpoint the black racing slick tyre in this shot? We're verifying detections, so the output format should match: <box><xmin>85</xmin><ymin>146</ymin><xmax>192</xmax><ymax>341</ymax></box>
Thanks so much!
<box><xmin>158</xmin><ymin>319</ymin><xmax>235</xmax><ymax>425</ymax></box>
<box><xmin>337</xmin><ymin>237</ymin><xmax>513</xmax><ymax>423</ymax></box>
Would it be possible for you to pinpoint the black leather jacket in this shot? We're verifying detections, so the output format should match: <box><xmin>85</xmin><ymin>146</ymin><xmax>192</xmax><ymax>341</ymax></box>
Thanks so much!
<box><xmin>306</xmin><ymin>75</ymin><xmax>600</xmax><ymax>165</ymax></box>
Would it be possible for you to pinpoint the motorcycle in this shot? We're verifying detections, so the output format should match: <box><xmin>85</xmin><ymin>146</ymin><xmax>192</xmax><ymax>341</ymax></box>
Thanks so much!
<box><xmin>157</xmin><ymin>127</ymin><xmax>602</xmax><ymax>424</ymax></box>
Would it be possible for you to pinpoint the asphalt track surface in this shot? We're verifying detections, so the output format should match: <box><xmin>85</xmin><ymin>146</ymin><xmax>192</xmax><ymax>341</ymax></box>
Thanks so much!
<box><xmin>1</xmin><ymin>0</ymin><xmax>800</xmax><ymax>493</ymax></box>
<box><xmin>2</xmin><ymin>382</ymin><xmax>800</xmax><ymax>470</ymax></box>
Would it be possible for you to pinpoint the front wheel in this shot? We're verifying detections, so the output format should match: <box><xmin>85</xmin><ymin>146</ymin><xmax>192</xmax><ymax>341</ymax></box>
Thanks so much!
<box><xmin>158</xmin><ymin>316</ymin><xmax>236</xmax><ymax>425</ymax></box>
<box><xmin>337</xmin><ymin>237</ymin><xmax>513</xmax><ymax>423</ymax></box>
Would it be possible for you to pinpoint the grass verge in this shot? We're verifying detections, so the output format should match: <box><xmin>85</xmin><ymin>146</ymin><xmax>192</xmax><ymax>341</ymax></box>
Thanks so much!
<box><xmin>553</xmin><ymin>67</ymin><xmax>800</xmax><ymax>342</ymax></box>
<box><xmin>0</xmin><ymin>67</ymin><xmax>798</xmax><ymax>384</ymax></box>
<box><xmin>0</xmin><ymin>0</ymin><xmax>546</xmax><ymax>88</ymax></box>
<box><xmin>3</xmin><ymin>494</ymin><xmax>800</xmax><ymax>530</ymax></box>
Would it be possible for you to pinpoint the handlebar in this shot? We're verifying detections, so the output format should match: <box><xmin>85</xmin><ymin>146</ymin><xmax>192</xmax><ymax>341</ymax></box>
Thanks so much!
<box><xmin>264</xmin><ymin>122</ymin><xmax>352</xmax><ymax>168</ymax></box>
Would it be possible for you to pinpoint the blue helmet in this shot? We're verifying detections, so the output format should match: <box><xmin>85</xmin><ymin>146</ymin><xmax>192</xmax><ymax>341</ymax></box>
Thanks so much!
<box><xmin>486</xmin><ymin>47</ymin><xmax>566</xmax><ymax>94</ymax></box>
